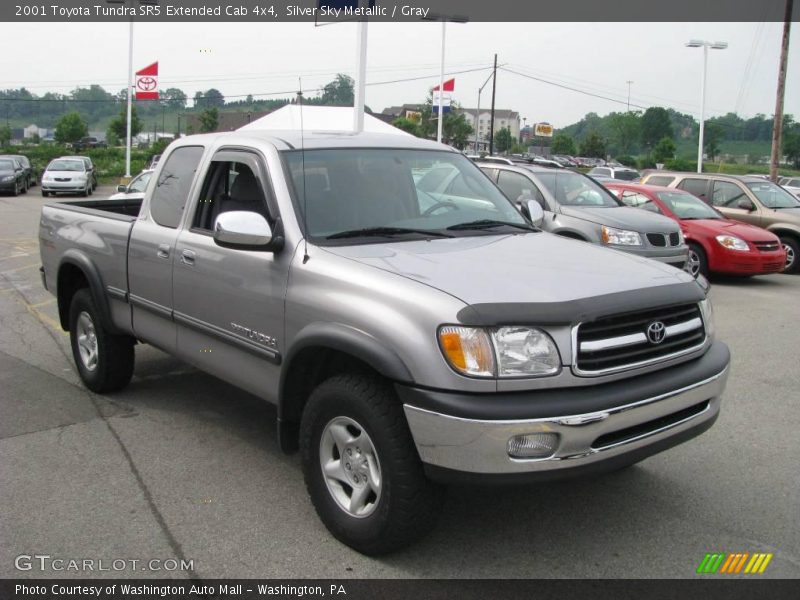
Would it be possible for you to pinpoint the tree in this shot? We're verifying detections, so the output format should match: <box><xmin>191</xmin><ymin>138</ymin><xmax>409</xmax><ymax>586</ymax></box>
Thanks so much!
<box><xmin>54</xmin><ymin>111</ymin><xmax>89</xmax><ymax>144</ymax></box>
<box><xmin>107</xmin><ymin>105</ymin><xmax>142</xmax><ymax>142</ymax></box>
<box><xmin>551</xmin><ymin>133</ymin><xmax>576</xmax><ymax>156</ymax></box>
<box><xmin>579</xmin><ymin>131</ymin><xmax>606</xmax><ymax>158</ymax></box>
<box><xmin>161</xmin><ymin>88</ymin><xmax>187</xmax><ymax>110</ymax></box>
<box><xmin>392</xmin><ymin>117</ymin><xmax>419</xmax><ymax>136</ymax></box>
<box><xmin>195</xmin><ymin>88</ymin><xmax>224</xmax><ymax>109</ymax></box>
<box><xmin>640</xmin><ymin>107</ymin><xmax>673</xmax><ymax>149</ymax></box>
<box><xmin>199</xmin><ymin>107</ymin><xmax>219</xmax><ymax>133</ymax></box>
<box><xmin>609</xmin><ymin>111</ymin><xmax>641</xmax><ymax>155</ymax></box>
<box><xmin>444</xmin><ymin>112</ymin><xmax>474</xmax><ymax>150</ymax></box>
<box><xmin>704</xmin><ymin>122</ymin><xmax>724</xmax><ymax>161</ymax></box>
<box><xmin>783</xmin><ymin>116</ymin><xmax>800</xmax><ymax>168</ymax></box>
<box><xmin>0</xmin><ymin>125</ymin><xmax>10</xmax><ymax>147</ymax></box>
<box><xmin>494</xmin><ymin>127</ymin><xmax>513</xmax><ymax>154</ymax></box>
<box><xmin>320</xmin><ymin>74</ymin><xmax>355</xmax><ymax>107</ymax></box>
<box><xmin>652</xmin><ymin>136</ymin><xmax>676</xmax><ymax>163</ymax></box>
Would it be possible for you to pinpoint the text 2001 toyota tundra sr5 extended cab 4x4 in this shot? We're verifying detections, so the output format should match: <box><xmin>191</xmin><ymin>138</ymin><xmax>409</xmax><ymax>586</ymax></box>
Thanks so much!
<box><xmin>39</xmin><ymin>131</ymin><xmax>730</xmax><ymax>554</ymax></box>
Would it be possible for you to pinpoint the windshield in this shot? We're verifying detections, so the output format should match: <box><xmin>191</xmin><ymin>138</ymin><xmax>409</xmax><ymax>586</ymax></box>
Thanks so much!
<box><xmin>533</xmin><ymin>170</ymin><xmax>621</xmax><ymax>207</ymax></box>
<box><xmin>283</xmin><ymin>149</ymin><xmax>528</xmax><ymax>242</ymax></box>
<box><xmin>48</xmin><ymin>160</ymin><xmax>84</xmax><ymax>172</ymax></box>
<box><xmin>0</xmin><ymin>160</ymin><xmax>15</xmax><ymax>171</ymax></box>
<box><xmin>746</xmin><ymin>181</ymin><xmax>800</xmax><ymax>209</ymax></box>
<box><xmin>656</xmin><ymin>191</ymin><xmax>722</xmax><ymax>220</ymax></box>
<box><xmin>614</xmin><ymin>170</ymin><xmax>640</xmax><ymax>181</ymax></box>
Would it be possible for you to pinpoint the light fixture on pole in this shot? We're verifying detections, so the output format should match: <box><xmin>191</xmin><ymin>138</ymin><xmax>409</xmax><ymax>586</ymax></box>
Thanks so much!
<box><xmin>686</xmin><ymin>39</ymin><xmax>728</xmax><ymax>173</ymax></box>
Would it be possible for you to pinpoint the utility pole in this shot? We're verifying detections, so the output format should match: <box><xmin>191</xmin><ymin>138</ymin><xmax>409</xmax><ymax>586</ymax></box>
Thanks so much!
<box><xmin>770</xmin><ymin>0</ymin><xmax>793</xmax><ymax>182</ymax></box>
<box><xmin>626</xmin><ymin>81</ymin><xmax>633</xmax><ymax>112</ymax></box>
<box><xmin>488</xmin><ymin>53</ymin><xmax>498</xmax><ymax>155</ymax></box>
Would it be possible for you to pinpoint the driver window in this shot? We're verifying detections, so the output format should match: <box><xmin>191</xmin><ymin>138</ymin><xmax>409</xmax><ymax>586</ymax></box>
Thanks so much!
<box><xmin>497</xmin><ymin>171</ymin><xmax>547</xmax><ymax>209</ymax></box>
<box><xmin>193</xmin><ymin>160</ymin><xmax>270</xmax><ymax>231</ymax></box>
<box><xmin>712</xmin><ymin>181</ymin><xmax>747</xmax><ymax>208</ymax></box>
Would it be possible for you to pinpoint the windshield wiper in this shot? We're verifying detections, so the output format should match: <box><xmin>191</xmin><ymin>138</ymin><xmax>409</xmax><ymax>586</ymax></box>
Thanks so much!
<box><xmin>446</xmin><ymin>219</ymin><xmax>537</xmax><ymax>232</ymax></box>
<box><xmin>326</xmin><ymin>226</ymin><xmax>454</xmax><ymax>240</ymax></box>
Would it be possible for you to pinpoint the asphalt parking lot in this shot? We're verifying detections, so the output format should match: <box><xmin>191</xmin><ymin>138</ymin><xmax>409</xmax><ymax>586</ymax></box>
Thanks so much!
<box><xmin>0</xmin><ymin>185</ymin><xmax>798</xmax><ymax>580</ymax></box>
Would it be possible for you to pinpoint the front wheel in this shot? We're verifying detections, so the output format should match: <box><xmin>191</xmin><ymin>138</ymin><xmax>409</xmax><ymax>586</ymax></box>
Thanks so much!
<box><xmin>300</xmin><ymin>374</ymin><xmax>442</xmax><ymax>555</ymax></box>
<box><xmin>687</xmin><ymin>243</ymin><xmax>708</xmax><ymax>278</ymax></box>
<box><xmin>781</xmin><ymin>237</ymin><xmax>798</xmax><ymax>274</ymax></box>
<box><xmin>69</xmin><ymin>289</ymin><xmax>135</xmax><ymax>393</ymax></box>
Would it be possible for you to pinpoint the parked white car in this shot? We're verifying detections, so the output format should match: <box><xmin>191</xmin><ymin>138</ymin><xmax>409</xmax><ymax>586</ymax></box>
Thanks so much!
<box><xmin>41</xmin><ymin>158</ymin><xmax>93</xmax><ymax>197</ymax></box>
<box><xmin>109</xmin><ymin>169</ymin><xmax>153</xmax><ymax>201</ymax></box>
<box><xmin>779</xmin><ymin>176</ymin><xmax>800</xmax><ymax>199</ymax></box>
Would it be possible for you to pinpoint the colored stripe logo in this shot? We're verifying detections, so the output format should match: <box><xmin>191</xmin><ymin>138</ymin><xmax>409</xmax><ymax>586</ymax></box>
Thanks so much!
<box><xmin>697</xmin><ymin>552</ymin><xmax>773</xmax><ymax>574</ymax></box>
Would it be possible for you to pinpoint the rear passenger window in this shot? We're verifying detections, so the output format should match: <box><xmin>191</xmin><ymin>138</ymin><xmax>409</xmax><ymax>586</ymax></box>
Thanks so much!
<box><xmin>150</xmin><ymin>146</ymin><xmax>204</xmax><ymax>229</ymax></box>
<box><xmin>677</xmin><ymin>178</ymin><xmax>710</xmax><ymax>200</ymax></box>
<box><xmin>646</xmin><ymin>175</ymin><xmax>675</xmax><ymax>186</ymax></box>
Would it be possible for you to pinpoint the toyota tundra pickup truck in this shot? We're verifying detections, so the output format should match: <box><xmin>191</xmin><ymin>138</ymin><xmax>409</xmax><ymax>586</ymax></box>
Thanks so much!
<box><xmin>39</xmin><ymin>131</ymin><xmax>730</xmax><ymax>555</ymax></box>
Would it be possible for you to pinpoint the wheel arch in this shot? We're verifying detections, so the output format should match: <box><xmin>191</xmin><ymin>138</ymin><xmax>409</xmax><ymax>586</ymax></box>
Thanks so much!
<box><xmin>277</xmin><ymin>323</ymin><xmax>414</xmax><ymax>454</ymax></box>
<box><xmin>56</xmin><ymin>251</ymin><xmax>118</xmax><ymax>334</ymax></box>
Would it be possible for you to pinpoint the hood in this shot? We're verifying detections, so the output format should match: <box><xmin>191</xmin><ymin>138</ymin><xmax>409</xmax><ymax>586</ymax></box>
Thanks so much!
<box><xmin>323</xmin><ymin>232</ymin><xmax>693</xmax><ymax>307</ymax></box>
<box><xmin>45</xmin><ymin>170</ymin><xmax>86</xmax><ymax>178</ymax></box>
<box><xmin>684</xmin><ymin>219</ymin><xmax>779</xmax><ymax>241</ymax></box>
<box><xmin>560</xmin><ymin>205</ymin><xmax>679</xmax><ymax>233</ymax></box>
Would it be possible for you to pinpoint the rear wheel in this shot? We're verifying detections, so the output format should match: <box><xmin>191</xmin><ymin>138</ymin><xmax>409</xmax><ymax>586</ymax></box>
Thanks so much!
<box><xmin>300</xmin><ymin>374</ymin><xmax>442</xmax><ymax>555</ymax></box>
<box><xmin>781</xmin><ymin>237</ymin><xmax>798</xmax><ymax>274</ymax></box>
<box><xmin>68</xmin><ymin>289</ymin><xmax>135</xmax><ymax>393</ymax></box>
<box><xmin>687</xmin><ymin>243</ymin><xmax>708</xmax><ymax>278</ymax></box>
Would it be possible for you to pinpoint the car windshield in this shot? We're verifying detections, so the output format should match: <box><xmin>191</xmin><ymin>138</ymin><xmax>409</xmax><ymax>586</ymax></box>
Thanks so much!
<box><xmin>283</xmin><ymin>149</ymin><xmax>529</xmax><ymax>242</ymax></box>
<box><xmin>746</xmin><ymin>181</ymin><xmax>800</xmax><ymax>209</ymax></box>
<box><xmin>48</xmin><ymin>160</ymin><xmax>84</xmax><ymax>172</ymax></box>
<box><xmin>614</xmin><ymin>170</ymin><xmax>640</xmax><ymax>181</ymax></box>
<box><xmin>533</xmin><ymin>170</ymin><xmax>621</xmax><ymax>207</ymax></box>
<box><xmin>656</xmin><ymin>191</ymin><xmax>722</xmax><ymax>220</ymax></box>
<box><xmin>0</xmin><ymin>160</ymin><xmax>15</xmax><ymax>171</ymax></box>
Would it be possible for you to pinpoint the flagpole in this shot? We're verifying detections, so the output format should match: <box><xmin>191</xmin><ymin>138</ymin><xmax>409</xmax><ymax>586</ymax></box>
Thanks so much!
<box><xmin>125</xmin><ymin>17</ymin><xmax>133</xmax><ymax>178</ymax></box>
<box><xmin>436</xmin><ymin>21</ymin><xmax>446</xmax><ymax>144</ymax></box>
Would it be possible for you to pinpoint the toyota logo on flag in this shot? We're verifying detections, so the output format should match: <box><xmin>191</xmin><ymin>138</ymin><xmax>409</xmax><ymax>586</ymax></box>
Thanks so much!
<box><xmin>137</xmin><ymin>77</ymin><xmax>157</xmax><ymax>92</ymax></box>
<box><xmin>135</xmin><ymin>62</ymin><xmax>159</xmax><ymax>100</ymax></box>
<box><xmin>646</xmin><ymin>321</ymin><xmax>667</xmax><ymax>345</ymax></box>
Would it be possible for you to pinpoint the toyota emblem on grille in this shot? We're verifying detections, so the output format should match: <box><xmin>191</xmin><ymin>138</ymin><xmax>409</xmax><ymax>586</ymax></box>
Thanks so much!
<box><xmin>646</xmin><ymin>321</ymin><xmax>666</xmax><ymax>344</ymax></box>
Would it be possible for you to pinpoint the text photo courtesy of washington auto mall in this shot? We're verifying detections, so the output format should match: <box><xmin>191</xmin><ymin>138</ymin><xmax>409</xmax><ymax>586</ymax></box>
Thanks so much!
<box><xmin>0</xmin><ymin>1</ymin><xmax>798</xmax><ymax>599</ymax></box>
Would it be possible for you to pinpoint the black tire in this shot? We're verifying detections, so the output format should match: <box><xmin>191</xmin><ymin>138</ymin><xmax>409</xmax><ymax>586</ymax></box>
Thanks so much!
<box><xmin>68</xmin><ymin>289</ymin><xmax>135</xmax><ymax>393</ymax></box>
<box><xmin>780</xmin><ymin>237</ymin><xmax>798</xmax><ymax>274</ymax></box>
<box><xmin>300</xmin><ymin>374</ymin><xmax>442</xmax><ymax>555</ymax></box>
<box><xmin>12</xmin><ymin>182</ymin><xmax>19</xmax><ymax>196</ymax></box>
<box><xmin>687</xmin><ymin>243</ymin><xmax>708</xmax><ymax>278</ymax></box>
<box><xmin>41</xmin><ymin>190</ymin><xmax>49</xmax><ymax>197</ymax></box>
<box><xmin>80</xmin><ymin>184</ymin><xmax>89</xmax><ymax>197</ymax></box>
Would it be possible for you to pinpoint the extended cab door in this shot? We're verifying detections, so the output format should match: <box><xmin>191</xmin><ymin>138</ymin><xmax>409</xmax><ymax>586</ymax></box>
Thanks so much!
<box><xmin>128</xmin><ymin>145</ymin><xmax>205</xmax><ymax>353</ymax></box>
<box><xmin>172</xmin><ymin>149</ymin><xmax>289</xmax><ymax>403</ymax></box>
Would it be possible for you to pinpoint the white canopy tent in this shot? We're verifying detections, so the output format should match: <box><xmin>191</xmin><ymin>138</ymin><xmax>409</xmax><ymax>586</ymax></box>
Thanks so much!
<box><xmin>237</xmin><ymin>105</ymin><xmax>411</xmax><ymax>136</ymax></box>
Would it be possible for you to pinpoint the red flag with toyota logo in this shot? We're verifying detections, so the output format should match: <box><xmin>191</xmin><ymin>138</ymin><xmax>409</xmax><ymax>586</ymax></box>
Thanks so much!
<box><xmin>135</xmin><ymin>62</ymin><xmax>159</xmax><ymax>100</ymax></box>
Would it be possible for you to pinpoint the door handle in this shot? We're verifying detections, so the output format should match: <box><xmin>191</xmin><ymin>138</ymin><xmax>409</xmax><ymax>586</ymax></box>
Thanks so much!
<box><xmin>157</xmin><ymin>244</ymin><xmax>170</xmax><ymax>259</ymax></box>
<box><xmin>181</xmin><ymin>249</ymin><xmax>196</xmax><ymax>266</ymax></box>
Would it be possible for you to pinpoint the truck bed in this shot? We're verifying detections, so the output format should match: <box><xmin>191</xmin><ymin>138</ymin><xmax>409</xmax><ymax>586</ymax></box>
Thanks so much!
<box><xmin>46</xmin><ymin>197</ymin><xmax>143</xmax><ymax>220</ymax></box>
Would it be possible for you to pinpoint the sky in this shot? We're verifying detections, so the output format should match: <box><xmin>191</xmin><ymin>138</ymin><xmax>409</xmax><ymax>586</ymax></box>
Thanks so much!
<box><xmin>0</xmin><ymin>21</ymin><xmax>797</xmax><ymax>128</ymax></box>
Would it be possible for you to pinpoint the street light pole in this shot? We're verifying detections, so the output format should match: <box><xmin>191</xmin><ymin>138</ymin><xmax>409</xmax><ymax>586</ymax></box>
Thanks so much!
<box><xmin>686</xmin><ymin>39</ymin><xmax>727</xmax><ymax>174</ymax></box>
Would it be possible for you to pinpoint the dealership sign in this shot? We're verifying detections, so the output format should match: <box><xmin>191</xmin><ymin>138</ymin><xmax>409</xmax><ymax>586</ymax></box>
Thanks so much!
<box><xmin>135</xmin><ymin>62</ymin><xmax>159</xmax><ymax>100</ymax></box>
<box><xmin>533</xmin><ymin>122</ymin><xmax>553</xmax><ymax>137</ymax></box>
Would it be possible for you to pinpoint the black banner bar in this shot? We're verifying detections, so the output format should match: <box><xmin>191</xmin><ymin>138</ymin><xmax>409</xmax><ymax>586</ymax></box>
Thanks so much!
<box><xmin>2</xmin><ymin>0</ymin><xmax>799</xmax><ymax>23</ymax></box>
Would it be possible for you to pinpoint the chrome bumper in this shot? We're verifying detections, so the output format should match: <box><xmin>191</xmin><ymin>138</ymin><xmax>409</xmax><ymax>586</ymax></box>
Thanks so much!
<box><xmin>403</xmin><ymin>366</ymin><xmax>728</xmax><ymax>475</ymax></box>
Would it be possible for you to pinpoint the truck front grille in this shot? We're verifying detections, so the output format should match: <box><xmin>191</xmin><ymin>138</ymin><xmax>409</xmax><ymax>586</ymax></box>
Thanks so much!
<box><xmin>574</xmin><ymin>303</ymin><xmax>705</xmax><ymax>375</ymax></box>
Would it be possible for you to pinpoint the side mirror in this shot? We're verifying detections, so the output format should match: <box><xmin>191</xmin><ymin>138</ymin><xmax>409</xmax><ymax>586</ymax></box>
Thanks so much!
<box><xmin>517</xmin><ymin>197</ymin><xmax>544</xmax><ymax>227</ymax></box>
<box><xmin>116</xmin><ymin>184</ymin><xmax>127</xmax><ymax>193</ymax></box>
<box><xmin>737</xmin><ymin>198</ymin><xmax>755</xmax><ymax>211</ymax></box>
<box><xmin>213</xmin><ymin>211</ymin><xmax>277</xmax><ymax>250</ymax></box>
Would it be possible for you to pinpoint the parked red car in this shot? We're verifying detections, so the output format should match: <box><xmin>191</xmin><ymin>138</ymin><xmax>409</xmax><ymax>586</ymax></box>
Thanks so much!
<box><xmin>606</xmin><ymin>183</ymin><xmax>786</xmax><ymax>277</ymax></box>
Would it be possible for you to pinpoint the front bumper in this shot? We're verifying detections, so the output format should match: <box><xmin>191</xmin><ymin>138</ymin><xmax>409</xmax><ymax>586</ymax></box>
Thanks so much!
<box><xmin>712</xmin><ymin>249</ymin><xmax>786</xmax><ymax>275</ymax></box>
<box><xmin>400</xmin><ymin>341</ymin><xmax>729</xmax><ymax>482</ymax></box>
<box><xmin>606</xmin><ymin>244</ymin><xmax>688</xmax><ymax>269</ymax></box>
<box><xmin>41</xmin><ymin>181</ymin><xmax>87</xmax><ymax>192</ymax></box>
<box><xmin>0</xmin><ymin>180</ymin><xmax>18</xmax><ymax>191</ymax></box>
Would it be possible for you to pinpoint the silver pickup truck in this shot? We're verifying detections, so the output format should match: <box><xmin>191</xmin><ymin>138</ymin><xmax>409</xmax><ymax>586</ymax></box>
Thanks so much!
<box><xmin>39</xmin><ymin>131</ymin><xmax>730</xmax><ymax>555</ymax></box>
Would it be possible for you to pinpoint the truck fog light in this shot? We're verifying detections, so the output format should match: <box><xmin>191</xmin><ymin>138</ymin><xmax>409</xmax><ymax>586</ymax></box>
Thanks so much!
<box><xmin>507</xmin><ymin>432</ymin><xmax>559</xmax><ymax>459</ymax></box>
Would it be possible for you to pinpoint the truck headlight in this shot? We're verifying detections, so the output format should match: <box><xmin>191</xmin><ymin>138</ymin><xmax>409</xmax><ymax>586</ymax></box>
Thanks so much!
<box><xmin>699</xmin><ymin>298</ymin><xmax>715</xmax><ymax>340</ymax></box>
<box><xmin>438</xmin><ymin>326</ymin><xmax>561</xmax><ymax>378</ymax></box>
<box><xmin>601</xmin><ymin>225</ymin><xmax>642</xmax><ymax>246</ymax></box>
<box><xmin>492</xmin><ymin>327</ymin><xmax>561</xmax><ymax>377</ymax></box>
<box><xmin>438</xmin><ymin>326</ymin><xmax>495</xmax><ymax>377</ymax></box>
<box><xmin>716</xmin><ymin>235</ymin><xmax>749</xmax><ymax>251</ymax></box>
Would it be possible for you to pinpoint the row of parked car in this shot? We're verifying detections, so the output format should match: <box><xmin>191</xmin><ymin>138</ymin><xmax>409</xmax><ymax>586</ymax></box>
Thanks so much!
<box><xmin>468</xmin><ymin>156</ymin><xmax>799</xmax><ymax>276</ymax></box>
<box><xmin>0</xmin><ymin>154</ymin><xmax>37</xmax><ymax>195</ymax></box>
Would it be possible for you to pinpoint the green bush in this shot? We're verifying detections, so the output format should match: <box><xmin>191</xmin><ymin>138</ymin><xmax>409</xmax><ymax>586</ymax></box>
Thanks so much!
<box><xmin>665</xmin><ymin>158</ymin><xmax>696</xmax><ymax>172</ymax></box>
<box><xmin>636</xmin><ymin>157</ymin><xmax>656</xmax><ymax>170</ymax></box>
<box><xmin>615</xmin><ymin>155</ymin><xmax>637</xmax><ymax>167</ymax></box>
<box><xmin>7</xmin><ymin>145</ymin><xmax>149</xmax><ymax>182</ymax></box>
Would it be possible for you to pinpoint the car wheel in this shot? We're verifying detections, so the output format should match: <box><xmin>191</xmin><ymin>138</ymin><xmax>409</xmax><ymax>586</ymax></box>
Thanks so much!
<box><xmin>80</xmin><ymin>183</ymin><xmax>89</xmax><ymax>197</ymax></box>
<box><xmin>69</xmin><ymin>289</ymin><xmax>135</xmax><ymax>393</ymax></box>
<box><xmin>300</xmin><ymin>374</ymin><xmax>442</xmax><ymax>555</ymax></box>
<box><xmin>12</xmin><ymin>182</ymin><xmax>20</xmax><ymax>196</ymax></box>
<box><xmin>781</xmin><ymin>237</ymin><xmax>799</xmax><ymax>274</ymax></box>
<box><xmin>687</xmin><ymin>243</ymin><xmax>708</xmax><ymax>278</ymax></box>
<box><xmin>41</xmin><ymin>190</ymin><xmax>49</xmax><ymax>197</ymax></box>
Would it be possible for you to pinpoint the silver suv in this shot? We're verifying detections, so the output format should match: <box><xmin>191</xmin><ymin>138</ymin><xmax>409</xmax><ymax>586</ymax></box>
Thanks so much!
<box><xmin>479</xmin><ymin>162</ymin><xmax>688</xmax><ymax>269</ymax></box>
